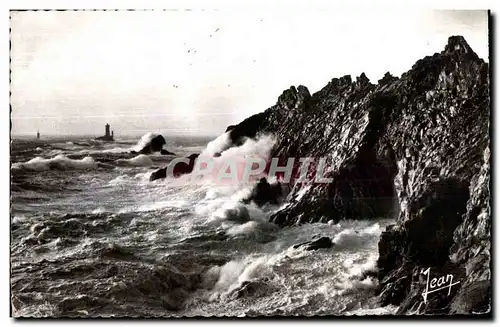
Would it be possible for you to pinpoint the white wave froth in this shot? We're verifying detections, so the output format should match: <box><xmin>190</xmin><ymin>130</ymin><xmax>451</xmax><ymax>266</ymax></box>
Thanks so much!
<box><xmin>332</xmin><ymin>223</ymin><xmax>384</xmax><ymax>249</ymax></box>
<box><xmin>200</xmin><ymin>132</ymin><xmax>232</xmax><ymax>157</ymax></box>
<box><xmin>131</xmin><ymin>132</ymin><xmax>162</xmax><ymax>152</ymax></box>
<box><xmin>118</xmin><ymin>154</ymin><xmax>154</xmax><ymax>167</ymax></box>
<box><xmin>12</xmin><ymin>155</ymin><xmax>97</xmax><ymax>171</ymax></box>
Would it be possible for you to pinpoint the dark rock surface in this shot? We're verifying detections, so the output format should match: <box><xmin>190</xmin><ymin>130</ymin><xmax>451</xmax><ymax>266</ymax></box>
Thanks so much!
<box><xmin>293</xmin><ymin>237</ymin><xmax>333</xmax><ymax>251</ymax></box>
<box><xmin>149</xmin><ymin>167</ymin><xmax>167</xmax><ymax>181</ymax></box>
<box><xmin>243</xmin><ymin>178</ymin><xmax>282</xmax><ymax>207</ymax></box>
<box><xmin>95</xmin><ymin>135</ymin><xmax>114</xmax><ymax>141</ymax></box>
<box><xmin>448</xmin><ymin>145</ymin><xmax>491</xmax><ymax>315</ymax></box>
<box><xmin>149</xmin><ymin>153</ymin><xmax>200</xmax><ymax>181</ymax></box>
<box><xmin>222</xmin><ymin>36</ymin><xmax>490</xmax><ymax>314</ymax></box>
<box><xmin>139</xmin><ymin>135</ymin><xmax>167</xmax><ymax>154</ymax></box>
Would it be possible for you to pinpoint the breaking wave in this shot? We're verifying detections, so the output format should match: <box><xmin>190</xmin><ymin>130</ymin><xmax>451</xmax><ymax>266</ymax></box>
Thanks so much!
<box><xmin>201</xmin><ymin>132</ymin><xmax>232</xmax><ymax>157</ymax></box>
<box><xmin>11</xmin><ymin>155</ymin><xmax>98</xmax><ymax>171</ymax></box>
<box><xmin>75</xmin><ymin>147</ymin><xmax>131</xmax><ymax>155</ymax></box>
<box><xmin>131</xmin><ymin>132</ymin><xmax>161</xmax><ymax>152</ymax></box>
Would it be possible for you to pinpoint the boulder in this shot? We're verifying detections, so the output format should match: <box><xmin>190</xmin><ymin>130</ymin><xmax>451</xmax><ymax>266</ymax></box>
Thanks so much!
<box><xmin>139</xmin><ymin>135</ymin><xmax>166</xmax><ymax>154</ymax></box>
<box><xmin>149</xmin><ymin>167</ymin><xmax>167</xmax><ymax>181</ymax></box>
<box><xmin>293</xmin><ymin>237</ymin><xmax>333</xmax><ymax>251</ymax></box>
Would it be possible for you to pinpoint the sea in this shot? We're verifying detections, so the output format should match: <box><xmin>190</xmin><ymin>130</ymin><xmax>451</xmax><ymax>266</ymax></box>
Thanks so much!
<box><xmin>10</xmin><ymin>133</ymin><xmax>398</xmax><ymax>317</ymax></box>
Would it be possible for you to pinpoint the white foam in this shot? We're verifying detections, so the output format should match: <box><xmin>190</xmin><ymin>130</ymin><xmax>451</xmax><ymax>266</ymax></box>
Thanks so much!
<box><xmin>135</xmin><ymin>199</ymin><xmax>190</xmax><ymax>212</ymax></box>
<box><xmin>226</xmin><ymin>220</ymin><xmax>279</xmax><ymax>237</ymax></box>
<box><xmin>122</xmin><ymin>154</ymin><xmax>154</xmax><ymax>167</ymax></box>
<box><xmin>210</xmin><ymin>202</ymin><xmax>250</xmax><ymax>223</ymax></box>
<box><xmin>214</xmin><ymin>134</ymin><xmax>275</xmax><ymax>161</ymax></box>
<box><xmin>227</xmin><ymin>221</ymin><xmax>261</xmax><ymax>236</ymax></box>
<box><xmin>12</xmin><ymin>155</ymin><xmax>97</xmax><ymax>171</ymax></box>
<box><xmin>195</xmin><ymin>183</ymin><xmax>253</xmax><ymax>218</ymax></box>
<box><xmin>332</xmin><ymin>223</ymin><xmax>383</xmax><ymax>249</ymax></box>
<box><xmin>135</xmin><ymin>172</ymin><xmax>154</xmax><ymax>182</ymax></box>
<box><xmin>346</xmin><ymin>305</ymin><xmax>399</xmax><ymax>316</ymax></box>
<box><xmin>12</xmin><ymin>215</ymin><xmax>28</xmax><ymax>224</ymax></box>
<box><xmin>201</xmin><ymin>132</ymin><xmax>232</xmax><ymax>157</ymax></box>
<box><xmin>91</xmin><ymin>207</ymin><xmax>106</xmax><ymax>214</ymax></box>
<box><xmin>73</xmin><ymin>147</ymin><xmax>131</xmax><ymax>155</ymax></box>
<box><xmin>108</xmin><ymin>172</ymin><xmax>152</xmax><ymax>186</ymax></box>
<box><xmin>189</xmin><ymin>134</ymin><xmax>275</xmax><ymax>187</ymax></box>
<box><xmin>108</xmin><ymin>175</ymin><xmax>131</xmax><ymax>186</ymax></box>
<box><xmin>205</xmin><ymin>255</ymin><xmax>275</xmax><ymax>300</ymax></box>
<box><xmin>204</xmin><ymin>247</ymin><xmax>307</xmax><ymax>301</ymax></box>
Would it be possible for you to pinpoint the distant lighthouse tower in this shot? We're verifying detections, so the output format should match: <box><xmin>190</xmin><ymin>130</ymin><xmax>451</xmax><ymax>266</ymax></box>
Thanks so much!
<box><xmin>36</xmin><ymin>130</ymin><xmax>40</xmax><ymax>139</ymax></box>
<box><xmin>105</xmin><ymin>123</ymin><xmax>111</xmax><ymax>138</ymax></box>
<box><xmin>95</xmin><ymin>123</ymin><xmax>114</xmax><ymax>141</ymax></box>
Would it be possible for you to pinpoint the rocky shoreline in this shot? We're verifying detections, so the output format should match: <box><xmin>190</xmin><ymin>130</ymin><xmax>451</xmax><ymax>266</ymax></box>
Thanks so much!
<box><xmin>217</xmin><ymin>36</ymin><xmax>491</xmax><ymax>315</ymax></box>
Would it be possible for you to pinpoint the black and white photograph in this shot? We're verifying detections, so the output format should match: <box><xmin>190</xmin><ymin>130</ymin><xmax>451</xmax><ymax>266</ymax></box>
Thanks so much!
<box><xmin>8</xmin><ymin>3</ymin><xmax>492</xmax><ymax>319</ymax></box>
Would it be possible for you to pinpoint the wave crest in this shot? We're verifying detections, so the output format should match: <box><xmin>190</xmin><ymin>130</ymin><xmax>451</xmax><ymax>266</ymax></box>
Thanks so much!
<box><xmin>12</xmin><ymin>155</ymin><xmax>97</xmax><ymax>171</ymax></box>
<box><xmin>132</xmin><ymin>132</ymin><xmax>161</xmax><ymax>152</ymax></box>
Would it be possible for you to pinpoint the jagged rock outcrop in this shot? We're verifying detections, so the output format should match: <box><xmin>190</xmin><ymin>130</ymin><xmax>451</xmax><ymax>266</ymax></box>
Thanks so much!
<box><xmin>223</xmin><ymin>36</ymin><xmax>490</xmax><ymax>314</ymax></box>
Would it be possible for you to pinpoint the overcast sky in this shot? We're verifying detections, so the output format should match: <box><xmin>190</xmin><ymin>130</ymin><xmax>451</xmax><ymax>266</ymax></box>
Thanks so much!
<box><xmin>10</xmin><ymin>9</ymin><xmax>489</xmax><ymax>137</ymax></box>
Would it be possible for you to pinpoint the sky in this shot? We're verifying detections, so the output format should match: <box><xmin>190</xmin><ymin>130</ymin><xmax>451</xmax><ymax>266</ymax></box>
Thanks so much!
<box><xmin>10</xmin><ymin>9</ymin><xmax>489</xmax><ymax>137</ymax></box>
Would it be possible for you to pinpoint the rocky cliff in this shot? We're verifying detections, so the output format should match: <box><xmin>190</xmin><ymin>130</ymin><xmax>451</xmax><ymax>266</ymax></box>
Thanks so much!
<box><xmin>223</xmin><ymin>36</ymin><xmax>490</xmax><ymax>314</ymax></box>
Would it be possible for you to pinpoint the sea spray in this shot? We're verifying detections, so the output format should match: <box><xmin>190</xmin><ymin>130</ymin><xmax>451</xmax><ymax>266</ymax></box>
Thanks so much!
<box><xmin>131</xmin><ymin>132</ymin><xmax>163</xmax><ymax>152</ymax></box>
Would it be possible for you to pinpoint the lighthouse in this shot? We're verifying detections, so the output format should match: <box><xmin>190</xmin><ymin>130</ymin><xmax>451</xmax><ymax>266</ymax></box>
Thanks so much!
<box><xmin>95</xmin><ymin>123</ymin><xmax>115</xmax><ymax>141</ymax></box>
<box><xmin>105</xmin><ymin>124</ymin><xmax>111</xmax><ymax>138</ymax></box>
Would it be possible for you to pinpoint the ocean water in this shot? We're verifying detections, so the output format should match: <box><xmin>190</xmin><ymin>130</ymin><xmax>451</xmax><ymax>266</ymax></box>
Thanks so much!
<box><xmin>10</xmin><ymin>134</ymin><xmax>397</xmax><ymax>317</ymax></box>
